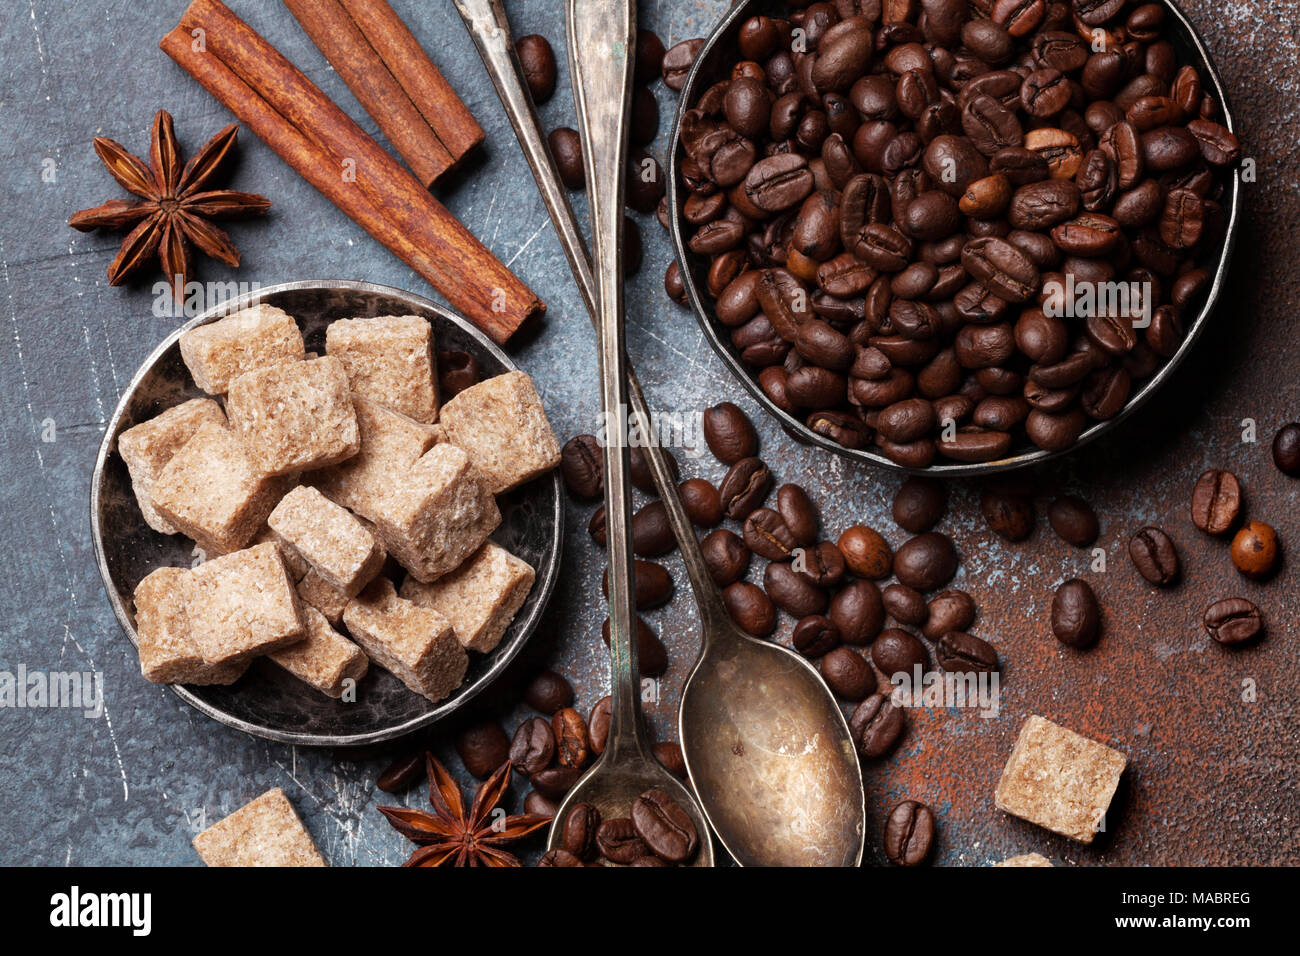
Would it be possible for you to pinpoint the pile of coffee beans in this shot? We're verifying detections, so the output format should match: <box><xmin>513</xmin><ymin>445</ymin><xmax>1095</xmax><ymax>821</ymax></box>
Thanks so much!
<box><xmin>542</xmin><ymin>789</ymin><xmax>701</xmax><ymax>866</ymax></box>
<box><xmin>669</xmin><ymin>1</ymin><xmax>1241</xmax><ymax>465</ymax></box>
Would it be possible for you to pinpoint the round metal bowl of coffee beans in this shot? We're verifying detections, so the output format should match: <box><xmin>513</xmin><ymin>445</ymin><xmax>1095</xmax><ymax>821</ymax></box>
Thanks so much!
<box><xmin>667</xmin><ymin>0</ymin><xmax>1242</xmax><ymax>474</ymax></box>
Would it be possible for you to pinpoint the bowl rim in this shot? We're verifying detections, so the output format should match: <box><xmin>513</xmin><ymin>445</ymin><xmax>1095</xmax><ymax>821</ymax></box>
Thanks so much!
<box><xmin>89</xmin><ymin>278</ymin><xmax>565</xmax><ymax>747</ymax></box>
<box><xmin>668</xmin><ymin>0</ymin><xmax>1241</xmax><ymax>476</ymax></box>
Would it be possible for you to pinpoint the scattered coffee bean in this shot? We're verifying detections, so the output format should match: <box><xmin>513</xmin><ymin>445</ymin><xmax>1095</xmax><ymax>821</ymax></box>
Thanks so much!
<box><xmin>1047</xmin><ymin>495</ymin><xmax>1099</xmax><ymax>547</ymax></box>
<box><xmin>935</xmin><ymin>631</ymin><xmax>999</xmax><ymax>673</ymax></box>
<box><xmin>662</xmin><ymin>38</ymin><xmax>704</xmax><ymax>91</ymax></box>
<box><xmin>701</xmin><ymin>528</ymin><xmax>750</xmax><ymax>586</ymax></box>
<box><xmin>882</xmin><ymin>583</ymin><xmax>928</xmax><ymax>627</ymax></box>
<box><xmin>538</xmin><ymin>847</ymin><xmax>584</xmax><ymax>867</ymax></box>
<box><xmin>1203</xmin><ymin>597</ymin><xmax>1264</xmax><ymax>646</ymax></box>
<box><xmin>679</xmin><ymin>478</ymin><xmax>723</xmax><ymax>526</ymax></box>
<box><xmin>892</xmin><ymin>477</ymin><xmax>947</xmax><ymax>533</ymax></box>
<box><xmin>776</xmin><ymin>483</ymin><xmax>819</xmax><ymax>545</ymax></box>
<box><xmin>602</xmin><ymin>561</ymin><xmax>674</xmax><ymax>609</ymax></box>
<box><xmin>552</xmin><ymin>707</ymin><xmax>590</xmax><ymax>769</ymax></box>
<box><xmin>596</xmin><ymin>817</ymin><xmax>649</xmax><ymax>864</ymax></box>
<box><xmin>524</xmin><ymin>669</ymin><xmax>574</xmax><ymax>714</ymax></box>
<box><xmin>665</xmin><ymin>260</ymin><xmax>687</xmax><ymax>304</ymax></box>
<box><xmin>723</xmin><ymin>581</ymin><xmax>777</xmax><ymax>636</ymax></box>
<box><xmin>561</xmin><ymin>802</ymin><xmax>601</xmax><ymax>860</ymax></box>
<box><xmin>849</xmin><ymin>693</ymin><xmax>906</xmax><ymax>758</ymax></box>
<box><xmin>884</xmin><ymin>800</ymin><xmax>935</xmax><ymax>866</ymax></box>
<box><xmin>764</xmin><ymin>560</ymin><xmax>829</xmax><ymax>617</ymax></box>
<box><xmin>718</xmin><ymin>456</ymin><xmax>773</xmax><ymax>520</ymax></box>
<box><xmin>893</xmin><ymin>532</ymin><xmax>958</xmax><ymax>592</ymax></box>
<box><xmin>525</xmin><ymin>790</ymin><xmax>559</xmax><ymax>819</ymax></box>
<box><xmin>703</xmin><ymin>402</ymin><xmax>759</xmax><ymax>463</ymax></box>
<box><xmin>509</xmin><ymin>717</ymin><xmax>556</xmax><ymax>776</ymax></box>
<box><xmin>1050</xmin><ymin>578</ymin><xmax>1101</xmax><ymax>648</ymax></box>
<box><xmin>795</xmin><ymin>541</ymin><xmax>847</xmax><ymax>587</ymax></box>
<box><xmin>587</xmin><ymin>506</ymin><xmax>606</xmax><ymax>546</ymax></box>
<box><xmin>560</xmin><ymin>434</ymin><xmax>603</xmax><ymax>500</ymax></box>
<box><xmin>980</xmin><ymin>487</ymin><xmax>1035</xmax><ymax>541</ymax></box>
<box><xmin>455</xmin><ymin>720</ymin><xmax>510</xmax><ymax>779</ymax></box>
<box><xmin>792</xmin><ymin>614</ymin><xmax>842</xmax><ymax>658</ymax></box>
<box><xmin>743</xmin><ymin>507</ymin><xmax>799</xmax><ymax>560</ymax></box>
<box><xmin>1129</xmin><ymin>526</ymin><xmax>1180</xmax><ymax>586</ymax></box>
<box><xmin>636</xmin><ymin>29</ymin><xmax>666</xmax><ymax>84</ymax></box>
<box><xmin>377</xmin><ymin>750</ymin><xmax>425</xmax><ymax>793</ymax></box>
<box><xmin>588</xmin><ymin>696</ymin><xmax>612</xmax><ymax>755</ymax></box>
<box><xmin>632</xmin><ymin>789</ymin><xmax>700</xmax><ymax>863</ymax></box>
<box><xmin>602</xmin><ymin>616</ymin><xmax>669</xmax><ymax>677</ymax></box>
<box><xmin>829</xmin><ymin>580</ymin><xmax>886</xmax><ymax>645</ymax></box>
<box><xmin>631</xmin><ymin>500</ymin><xmax>676</xmax><ymax>557</ymax></box>
<box><xmin>515</xmin><ymin>34</ymin><xmax>557</xmax><ymax>104</ymax></box>
<box><xmin>837</xmin><ymin>525</ymin><xmax>893</xmax><ymax>579</ymax></box>
<box><xmin>549</xmin><ymin>127</ymin><xmax>585</xmax><ymax>189</ymax></box>
<box><xmin>652</xmin><ymin>742</ymin><xmax>688</xmax><ymax>780</ymax></box>
<box><xmin>871</xmin><ymin>627</ymin><xmax>929</xmax><ymax>678</ymax></box>
<box><xmin>922</xmin><ymin>589</ymin><xmax>976</xmax><ymax>641</ymax></box>
<box><xmin>530</xmin><ymin>765</ymin><xmax>582</xmax><ymax>800</ymax></box>
<box><xmin>1230</xmin><ymin>521</ymin><xmax>1280</xmax><ymax>580</ymax></box>
<box><xmin>628</xmin><ymin>444</ymin><xmax>680</xmax><ymax>496</ymax></box>
<box><xmin>1190</xmin><ymin>469</ymin><xmax>1241</xmax><ymax>535</ymax></box>
<box><xmin>1272</xmin><ymin>423</ymin><xmax>1300</xmax><ymax>476</ymax></box>
<box><xmin>819</xmin><ymin>646</ymin><xmax>877</xmax><ymax>700</ymax></box>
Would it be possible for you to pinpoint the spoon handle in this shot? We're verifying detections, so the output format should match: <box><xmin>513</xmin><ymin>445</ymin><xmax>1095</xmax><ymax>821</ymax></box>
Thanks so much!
<box><xmin>567</xmin><ymin>0</ymin><xmax>645</xmax><ymax>756</ymax></box>
<box><xmin>453</xmin><ymin>0</ymin><xmax>730</xmax><ymax>632</ymax></box>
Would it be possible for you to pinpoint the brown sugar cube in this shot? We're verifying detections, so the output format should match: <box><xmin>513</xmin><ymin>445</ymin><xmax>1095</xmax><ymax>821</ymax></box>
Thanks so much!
<box><xmin>179</xmin><ymin>303</ymin><xmax>305</xmax><ymax>395</ymax></box>
<box><xmin>439</xmin><ymin>370</ymin><xmax>561</xmax><ymax>493</ymax></box>
<box><xmin>325</xmin><ymin>315</ymin><xmax>439</xmax><ymax>423</ymax></box>
<box><xmin>310</xmin><ymin>396</ymin><xmax>438</xmax><ymax>520</ymax></box>
<box><xmin>297</xmin><ymin>569</ymin><xmax>350</xmax><ymax>626</ymax></box>
<box><xmin>118</xmin><ymin>398</ymin><xmax>227</xmax><ymax>534</ymax></box>
<box><xmin>192</xmin><ymin>787</ymin><xmax>326</xmax><ymax>867</ymax></box>
<box><xmin>226</xmin><ymin>356</ymin><xmax>360</xmax><ymax>477</ymax></box>
<box><xmin>369</xmin><ymin>443</ymin><xmax>500</xmax><ymax>583</ymax></box>
<box><xmin>268</xmin><ymin>485</ymin><xmax>385</xmax><ymax>597</ymax></box>
<box><xmin>400</xmin><ymin>542</ymin><xmax>534</xmax><ymax>653</ymax></box>
<box><xmin>250</xmin><ymin>524</ymin><xmax>311</xmax><ymax>582</ymax></box>
<box><xmin>269</xmin><ymin>605</ymin><xmax>368</xmax><ymax>698</ymax></box>
<box><xmin>342</xmin><ymin>578</ymin><xmax>467</xmax><ymax>703</ymax></box>
<box><xmin>994</xmin><ymin>715</ymin><xmax>1127</xmax><ymax>844</ymax></box>
<box><xmin>993</xmin><ymin>853</ymin><xmax>1053</xmax><ymax>867</ymax></box>
<box><xmin>151</xmin><ymin>422</ymin><xmax>288</xmax><ymax>556</ymax></box>
<box><xmin>133</xmin><ymin>567</ymin><xmax>248</xmax><ymax>685</ymax></box>
<box><xmin>182</xmin><ymin>542</ymin><xmax>304</xmax><ymax>665</ymax></box>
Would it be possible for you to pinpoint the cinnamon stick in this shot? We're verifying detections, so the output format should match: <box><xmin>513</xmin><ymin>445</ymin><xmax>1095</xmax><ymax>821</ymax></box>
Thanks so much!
<box><xmin>161</xmin><ymin>0</ymin><xmax>541</xmax><ymax>344</ymax></box>
<box><xmin>281</xmin><ymin>0</ymin><xmax>455</xmax><ymax>187</ymax></box>
<box><xmin>338</xmin><ymin>0</ymin><xmax>485</xmax><ymax>162</ymax></box>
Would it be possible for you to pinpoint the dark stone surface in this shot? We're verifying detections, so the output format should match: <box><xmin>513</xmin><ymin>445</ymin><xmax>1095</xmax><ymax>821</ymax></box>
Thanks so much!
<box><xmin>0</xmin><ymin>0</ymin><xmax>1295</xmax><ymax>867</ymax></box>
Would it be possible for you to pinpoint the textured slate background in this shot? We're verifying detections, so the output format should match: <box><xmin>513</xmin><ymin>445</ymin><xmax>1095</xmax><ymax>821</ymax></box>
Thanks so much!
<box><xmin>0</xmin><ymin>0</ymin><xmax>1295</xmax><ymax>867</ymax></box>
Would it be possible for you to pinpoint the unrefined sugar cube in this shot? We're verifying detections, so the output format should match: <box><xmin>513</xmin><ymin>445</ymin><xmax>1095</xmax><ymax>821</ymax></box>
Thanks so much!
<box><xmin>369</xmin><ymin>443</ymin><xmax>500</xmax><ymax>583</ymax></box>
<box><xmin>250</xmin><ymin>523</ymin><xmax>312</xmax><ymax>582</ymax></box>
<box><xmin>179</xmin><ymin>304</ymin><xmax>305</xmax><ymax>395</ymax></box>
<box><xmin>325</xmin><ymin>315</ymin><xmax>439</xmax><ymax>423</ymax></box>
<box><xmin>268</xmin><ymin>485</ymin><xmax>385</xmax><ymax>597</ymax></box>
<box><xmin>118</xmin><ymin>398</ymin><xmax>227</xmax><ymax>534</ymax></box>
<box><xmin>439</xmin><ymin>371</ymin><xmax>561</xmax><ymax>493</ymax></box>
<box><xmin>994</xmin><ymin>715</ymin><xmax>1127</xmax><ymax>844</ymax></box>
<box><xmin>151</xmin><ymin>422</ymin><xmax>287</xmax><ymax>555</ymax></box>
<box><xmin>182</xmin><ymin>542</ymin><xmax>304</xmax><ymax>665</ymax></box>
<box><xmin>133</xmin><ymin>567</ymin><xmax>248</xmax><ymax>685</ymax></box>
<box><xmin>993</xmin><ymin>853</ymin><xmax>1053</xmax><ymax>867</ymax></box>
<box><xmin>342</xmin><ymin>578</ymin><xmax>467</xmax><ymax>703</ymax></box>
<box><xmin>400</xmin><ymin>542</ymin><xmax>534</xmax><ymax>653</ymax></box>
<box><xmin>310</xmin><ymin>396</ymin><xmax>438</xmax><ymax>520</ymax></box>
<box><xmin>193</xmin><ymin>788</ymin><xmax>326</xmax><ymax>867</ymax></box>
<box><xmin>269</xmin><ymin>605</ymin><xmax>368</xmax><ymax>698</ymax></box>
<box><xmin>297</xmin><ymin>568</ymin><xmax>350</xmax><ymax>626</ymax></box>
<box><xmin>226</xmin><ymin>356</ymin><xmax>360</xmax><ymax>476</ymax></box>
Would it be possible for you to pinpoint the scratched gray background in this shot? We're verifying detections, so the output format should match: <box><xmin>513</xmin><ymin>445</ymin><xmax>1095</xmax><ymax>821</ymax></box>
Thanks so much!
<box><xmin>0</xmin><ymin>0</ymin><xmax>1296</xmax><ymax>867</ymax></box>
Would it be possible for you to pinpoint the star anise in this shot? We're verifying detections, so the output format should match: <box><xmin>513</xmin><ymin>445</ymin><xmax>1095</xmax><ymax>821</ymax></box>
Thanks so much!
<box><xmin>378</xmin><ymin>754</ymin><xmax>549</xmax><ymax>867</ymax></box>
<box><xmin>68</xmin><ymin>109</ymin><xmax>270</xmax><ymax>302</ymax></box>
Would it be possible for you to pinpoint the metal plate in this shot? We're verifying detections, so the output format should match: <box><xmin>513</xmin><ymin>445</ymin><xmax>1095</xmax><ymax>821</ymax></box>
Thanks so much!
<box><xmin>89</xmin><ymin>280</ymin><xmax>564</xmax><ymax>747</ymax></box>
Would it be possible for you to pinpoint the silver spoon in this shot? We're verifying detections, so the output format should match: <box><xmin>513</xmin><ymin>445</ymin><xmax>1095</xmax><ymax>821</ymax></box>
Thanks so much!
<box><xmin>455</xmin><ymin>0</ymin><xmax>864</xmax><ymax>866</ymax></box>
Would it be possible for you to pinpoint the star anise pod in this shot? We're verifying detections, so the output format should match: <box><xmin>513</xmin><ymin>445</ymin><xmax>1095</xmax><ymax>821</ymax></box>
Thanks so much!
<box><xmin>378</xmin><ymin>754</ymin><xmax>550</xmax><ymax>867</ymax></box>
<box><xmin>68</xmin><ymin>109</ymin><xmax>270</xmax><ymax>302</ymax></box>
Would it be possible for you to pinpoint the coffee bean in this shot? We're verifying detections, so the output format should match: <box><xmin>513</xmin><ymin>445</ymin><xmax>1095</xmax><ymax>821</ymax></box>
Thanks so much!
<box><xmin>882</xmin><ymin>583</ymin><xmax>928</xmax><ymax>627</ymax></box>
<box><xmin>632</xmin><ymin>789</ymin><xmax>700</xmax><ymax>863</ymax></box>
<box><xmin>723</xmin><ymin>581</ymin><xmax>777</xmax><ymax>636</ymax></box>
<box><xmin>537</xmin><ymin>848</ymin><xmax>584</xmax><ymax>867</ymax></box>
<box><xmin>377</xmin><ymin>750</ymin><xmax>425</xmax><ymax>793</ymax></box>
<box><xmin>743</xmin><ymin>507</ymin><xmax>798</xmax><ymax>561</ymax></box>
<box><xmin>1190</xmin><ymin>469</ymin><xmax>1241</xmax><ymax>536</ymax></box>
<box><xmin>1230</xmin><ymin>521</ymin><xmax>1280</xmax><ymax>581</ymax></box>
<box><xmin>850</xmin><ymin>693</ymin><xmax>906</xmax><ymax>758</ymax></box>
<box><xmin>601</xmin><ymin>616</ymin><xmax>668</xmax><ymax>677</ymax></box>
<box><xmin>819</xmin><ymin>646</ymin><xmax>877</xmax><ymax>701</ymax></box>
<box><xmin>837</xmin><ymin>525</ymin><xmax>893</xmax><ymax>579</ymax></box>
<box><xmin>551</xmin><ymin>708</ymin><xmax>590</xmax><ymax>769</ymax></box>
<box><xmin>764</xmin><ymin>561</ymin><xmax>828</xmax><ymax>617</ymax></box>
<box><xmin>884</xmin><ymin>800</ymin><xmax>935</xmax><ymax>866</ymax></box>
<box><xmin>562</xmin><ymin>802</ymin><xmax>601</xmax><ymax>860</ymax></box>
<box><xmin>922</xmin><ymin>589</ymin><xmax>976</xmax><ymax>641</ymax></box>
<box><xmin>588</xmin><ymin>506</ymin><xmax>607</xmax><ymax>547</ymax></box>
<box><xmin>1050</xmin><ymin>578</ymin><xmax>1101</xmax><ymax>648</ymax></box>
<box><xmin>796</xmin><ymin>541</ymin><xmax>847</xmax><ymax>588</ymax></box>
<box><xmin>636</xmin><ymin>29</ymin><xmax>666</xmax><ymax>84</ymax></box>
<box><xmin>1047</xmin><ymin>495</ymin><xmax>1099</xmax><ymax>547</ymax></box>
<box><xmin>549</xmin><ymin>127</ymin><xmax>584</xmax><ymax>189</ymax></box>
<box><xmin>935</xmin><ymin>631</ymin><xmax>999</xmax><ymax>673</ymax></box>
<box><xmin>893</xmin><ymin>477</ymin><xmax>947</xmax><ymax>532</ymax></box>
<box><xmin>776</xmin><ymin>484</ymin><xmax>819</xmax><ymax>545</ymax></box>
<box><xmin>893</xmin><ymin>532</ymin><xmax>958</xmax><ymax>592</ymax></box>
<box><xmin>515</xmin><ymin>34</ymin><xmax>557</xmax><ymax>104</ymax></box>
<box><xmin>701</xmin><ymin>529</ymin><xmax>750</xmax><ymax>587</ymax></box>
<box><xmin>509</xmin><ymin>717</ymin><xmax>556</xmax><ymax>776</ymax></box>
<box><xmin>596</xmin><ymin>817</ymin><xmax>649</xmax><ymax>864</ymax></box>
<box><xmin>530</xmin><ymin>765</ymin><xmax>582</xmax><ymax>800</ymax></box>
<box><xmin>662</xmin><ymin>38</ymin><xmax>704</xmax><ymax>91</ymax></box>
<box><xmin>631</xmin><ymin>501</ymin><xmax>675</xmax><ymax>557</ymax></box>
<box><xmin>652</xmin><ymin>742</ymin><xmax>688</xmax><ymax>780</ymax></box>
<box><xmin>980</xmin><ymin>488</ymin><xmax>1035</xmax><ymax>542</ymax></box>
<box><xmin>1203</xmin><ymin>598</ymin><xmax>1264</xmax><ymax>646</ymax></box>
<box><xmin>560</xmin><ymin>434</ymin><xmax>603</xmax><ymax>499</ymax></box>
<box><xmin>525</xmin><ymin>790</ymin><xmax>559</xmax><ymax>819</ymax></box>
<box><xmin>1129</xmin><ymin>526</ymin><xmax>1180</xmax><ymax>586</ymax></box>
<box><xmin>871</xmin><ymin>627</ymin><xmax>929</xmax><ymax>678</ymax></box>
<box><xmin>455</xmin><ymin>720</ymin><xmax>510</xmax><ymax>779</ymax></box>
<box><xmin>588</xmin><ymin>696</ymin><xmax>611</xmax><ymax>756</ymax></box>
<box><xmin>524</xmin><ymin>669</ymin><xmax>574</xmax><ymax>714</ymax></box>
<box><xmin>679</xmin><ymin>478</ymin><xmax>723</xmax><ymax>527</ymax></box>
<box><xmin>602</xmin><ymin>561</ymin><xmax>674</xmax><ymax>609</ymax></box>
<box><xmin>793</xmin><ymin>614</ymin><xmax>842</xmax><ymax>658</ymax></box>
<box><xmin>1273</xmin><ymin>423</ymin><xmax>1300</xmax><ymax>476</ymax></box>
<box><xmin>628</xmin><ymin>445</ymin><xmax>679</xmax><ymax>496</ymax></box>
<box><xmin>718</xmin><ymin>457</ymin><xmax>773</xmax><ymax>520</ymax></box>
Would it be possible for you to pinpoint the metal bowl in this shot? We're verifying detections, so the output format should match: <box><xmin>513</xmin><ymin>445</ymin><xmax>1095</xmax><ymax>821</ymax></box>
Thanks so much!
<box><xmin>90</xmin><ymin>280</ymin><xmax>564</xmax><ymax>747</ymax></box>
<box><xmin>668</xmin><ymin>0</ymin><xmax>1240</xmax><ymax>475</ymax></box>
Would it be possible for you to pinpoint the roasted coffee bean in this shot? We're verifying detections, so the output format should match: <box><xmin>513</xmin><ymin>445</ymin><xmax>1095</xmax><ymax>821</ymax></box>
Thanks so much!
<box><xmin>596</xmin><ymin>817</ymin><xmax>649</xmax><ymax>864</ymax></box>
<box><xmin>743</xmin><ymin>507</ymin><xmax>798</xmax><ymax>561</ymax></box>
<box><xmin>561</xmin><ymin>802</ymin><xmax>601</xmax><ymax>860</ymax></box>
<box><xmin>632</xmin><ymin>789</ymin><xmax>700</xmax><ymax>863</ymax></box>
<box><xmin>634</xmin><ymin>28</ymin><xmax>666</xmax><ymax>84</ymax></box>
<box><xmin>377</xmin><ymin>750</ymin><xmax>425</xmax><ymax>793</ymax></box>
<box><xmin>703</xmin><ymin>402</ymin><xmax>758</xmax><ymax>464</ymax></box>
<box><xmin>601</xmin><ymin>616</ymin><xmax>668</xmax><ymax>677</ymax></box>
<box><xmin>588</xmin><ymin>696</ymin><xmax>611</xmax><ymax>755</ymax></box>
<box><xmin>516</xmin><ymin>34</ymin><xmax>557</xmax><ymax>104</ymax></box>
<box><xmin>829</xmin><ymin>580</ymin><xmax>886</xmax><ymax>646</ymax></box>
<box><xmin>718</xmin><ymin>456</ymin><xmax>773</xmax><ymax>520</ymax></box>
<box><xmin>893</xmin><ymin>532</ymin><xmax>958</xmax><ymax>592</ymax></box>
<box><xmin>849</xmin><ymin>692</ymin><xmax>906</xmax><ymax>758</ymax></box>
<box><xmin>1273</xmin><ymin>423</ymin><xmax>1300</xmax><ymax>476</ymax></box>
<box><xmin>1230</xmin><ymin>521</ymin><xmax>1280</xmax><ymax>581</ymax></box>
<box><xmin>837</xmin><ymin>525</ymin><xmax>893</xmax><ymax>579</ymax></box>
<box><xmin>552</xmin><ymin>708</ymin><xmax>590</xmax><ymax>770</ymax></box>
<box><xmin>1190</xmin><ymin>469</ymin><xmax>1241</xmax><ymax>536</ymax></box>
<box><xmin>525</xmin><ymin>790</ymin><xmax>560</xmax><ymax>820</ymax></box>
<box><xmin>652</xmin><ymin>742</ymin><xmax>688</xmax><ymax>780</ymax></box>
<box><xmin>524</xmin><ymin>669</ymin><xmax>574</xmax><ymax>714</ymax></box>
<box><xmin>701</xmin><ymin>529</ymin><xmax>750</xmax><ymax>586</ymax></box>
<box><xmin>935</xmin><ymin>631</ymin><xmax>999</xmax><ymax>673</ymax></box>
<box><xmin>962</xmin><ymin>236</ymin><xmax>1038</xmax><ymax>302</ymax></box>
<box><xmin>628</xmin><ymin>445</ymin><xmax>679</xmax><ymax>496</ymax></box>
<box><xmin>1203</xmin><ymin>598</ymin><xmax>1264</xmax><ymax>646</ymax></box>
<box><xmin>819</xmin><ymin>646</ymin><xmax>877</xmax><ymax>701</ymax></box>
<box><xmin>922</xmin><ymin>589</ymin><xmax>976</xmax><ymax>641</ymax></box>
<box><xmin>588</xmin><ymin>506</ymin><xmax>607</xmax><ymax>546</ymax></box>
<box><xmin>662</xmin><ymin>38</ymin><xmax>704</xmax><ymax>91</ymax></box>
<box><xmin>793</xmin><ymin>614</ymin><xmax>842</xmax><ymax>658</ymax></box>
<box><xmin>679</xmin><ymin>478</ymin><xmax>723</xmax><ymax>527</ymax></box>
<box><xmin>776</xmin><ymin>484</ymin><xmax>819</xmax><ymax>545</ymax></box>
<box><xmin>1129</xmin><ymin>526</ymin><xmax>1180</xmax><ymax>586</ymax></box>
<box><xmin>629</xmin><ymin>501</ymin><xmax>675</xmax><ymax>557</ymax></box>
<box><xmin>892</xmin><ymin>476</ymin><xmax>947</xmax><ymax>532</ymax></box>
<box><xmin>1047</xmin><ymin>495</ymin><xmax>1099</xmax><ymax>546</ymax></box>
<box><xmin>765</xmin><ymin>561</ymin><xmax>828</xmax><ymax>617</ymax></box>
<box><xmin>549</xmin><ymin>127</ymin><xmax>585</xmax><ymax>189</ymax></box>
<box><xmin>882</xmin><ymin>583</ymin><xmax>928</xmax><ymax>627</ymax></box>
<box><xmin>723</xmin><ymin>581</ymin><xmax>777</xmax><ymax>636</ymax></box>
<box><xmin>530</xmin><ymin>765</ymin><xmax>582</xmax><ymax>800</ymax></box>
<box><xmin>437</xmin><ymin>350</ymin><xmax>481</xmax><ymax>398</ymax></box>
<box><xmin>509</xmin><ymin>717</ymin><xmax>556</xmax><ymax>775</ymax></box>
<box><xmin>455</xmin><ymin>721</ymin><xmax>510</xmax><ymax>779</ymax></box>
<box><xmin>980</xmin><ymin>488</ymin><xmax>1035</xmax><ymax>542</ymax></box>
<box><xmin>884</xmin><ymin>800</ymin><xmax>935</xmax><ymax>866</ymax></box>
<box><xmin>537</xmin><ymin>848</ymin><xmax>584</xmax><ymax>867</ymax></box>
<box><xmin>871</xmin><ymin>627</ymin><xmax>929</xmax><ymax>677</ymax></box>
<box><xmin>797</xmin><ymin>540</ymin><xmax>847</xmax><ymax>587</ymax></box>
<box><xmin>1051</xmin><ymin>578</ymin><xmax>1101</xmax><ymax>648</ymax></box>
